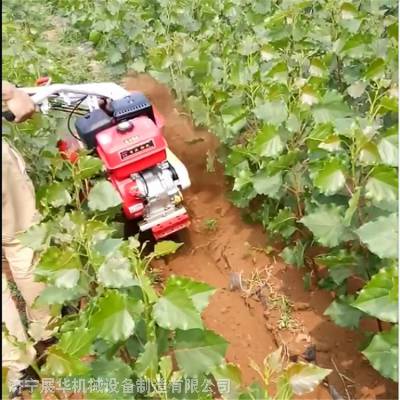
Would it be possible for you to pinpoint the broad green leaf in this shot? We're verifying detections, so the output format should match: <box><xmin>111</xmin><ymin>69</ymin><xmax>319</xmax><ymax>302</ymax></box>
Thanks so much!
<box><xmin>267</xmin><ymin>151</ymin><xmax>301</xmax><ymax>174</ymax></box>
<box><xmin>268</xmin><ymin>62</ymin><xmax>288</xmax><ymax>84</ymax></box>
<box><xmin>18</xmin><ymin>223</ymin><xmax>51</xmax><ymax>251</ymax></box>
<box><xmin>359</xmin><ymin>142</ymin><xmax>380</xmax><ymax>165</ymax></box>
<box><xmin>347</xmin><ymin>81</ymin><xmax>367</xmax><ymax>98</ymax></box>
<box><xmin>134</xmin><ymin>341</ymin><xmax>158</xmax><ymax>378</ymax></box>
<box><xmin>253</xmin><ymin>0</ymin><xmax>272</xmax><ymax>14</ymax></box>
<box><xmin>85</xmin><ymin>219</ymin><xmax>116</xmax><ymax>242</ymax></box>
<box><xmin>91</xmin><ymin>357</ymin><xmax>133</xmax><ymax>381</ymax></box>
<box><xmin>364</xmin><ymin>58</ymin><xmax>385</xmax><ymax>81</ymax></box>
<box><xmin>238</xmin><ymin>36</ymin><xmax>259</xmax><ymax>55</ymax></box>
<box><xmin>301</xmin><ymin>86</ymin><xmax>319</xmax><ymax>106</ymax></box>
<box><xmin>253</xmin><ymin>100</ymin><xmax>288</xmax><ymax>126</ymax></box>
<box><xmin>261</xmin><ymin>44</ymin><xmax>277</xmax><ymax>61</ymax></box>
<box><xmin>309</xmin><ymin>59</ymin><xmax>326</xmax><ymax>78</ymax></box>
<box><xmin>76</xmin><ymin>155</ymin><xmax>103</xmax><ymax>180</ymax></box>
<box><xmin>174</xmin><ymin>329</ymin><xmax>228</xmax><ymax>376</ymax></box>
<box><xmin>318</xmin><ymin>135</ymin><xmax>341</xmax><ymax>152</ymax></box>
<box><xmin>353</xmin><ymin>266</ymin><xmax>398</xmax><ymax>322</ymax></box>
<box><xmin>286</xmin><ymin>113</ymin><xmax>301</xmax><ymax>132</ymax></box>
<box><xmin>212</xmin><ymin>363</ymin><xmax>243</xmax><ymax>400</ymax></box>
<box><xmin>341</xmin><ymin>2</ymin><xmax>358</xmax><ymax>19</ymax></box>
<box><xmin>164</xmin><ymin>276</ymin><xmax>215</xmax><ymax>313</ymax></box>
<box><xmin>153</xmin><ymin>289</ymin><xmax>203</xmax><ymax>330</ymax></box>
<box><xmin>285</xmin><ymin>363</ymin><xmax>331</xmax><ymax>395</ymax></box>
<box><xmin>339</xmin><ymin>33</ymin><xmax>368</xmax><ymax>58</ymax></box>
<box><xmin>233</xmin><ymin>168</ymin><xmax>253</xmax><ymax>191</ymax></box>
<box><xmin>98</xmin><ymin>251</ymin><xmax>138</xmax><ymax>288</ymax></box>
<box><xmin>267</xmin><ymin>208</ymin><xmax>297</xmax><ymax>239</ymax></box>
<box><xmin>377</xmin><ymin>134</ymin><xmax>398</xmax><ymax>167</ymax></box>
<box><xmin>280</xmin><ymin>241</ymin><xmax>305</xmax><ymax>268</ymax></box>
<box><xmin>308</xmin><ymin>123</ymin><xmax>334</xmax><ymax>143</ymax></box>
<box><xmin>379</xmin><ymin>96</ymin><xmax>398</xmax><ymax>113</ymax></box>
<box><xmin>34</xmin><ymin>285</ymin><xmax>87</xmax><ymax>306</ymax></box>
<box><xmin>316</xmin><ymin>250</ymin><xmax>359</xmax><ymax>285</ymax></box>
<box><xmin>54</xmin><ymin>268</ymin><xmax>80</xmax><ymax>289</ymax></box>
<box><xmin>344</xmin><ymin>188</ymin><xmax>361</xmax><ymax>226</ymax></box>
<box><xmin>89</xmin><ymin>30</ymin><xmax>101</xmax><ymax>44</ymax></box>
<box><xmin>356</xmin><ymin>214</ymin><xmax>398</xmax><ymax>259</ymax></box>
<box><xmin>340</xmin><ymin>16</ymin><xmax>360</xmax><ymax>31</ymax></box>
<box><xmin>300</xmin><ymin>207</ymin><xmax>347</xmax><ymax>247</ymax></box>
<box><xmin>220</xmin><ymin>102</ymin><xmax>247</xmax><ymax>135</ymax></box>
<box><xmin>35</xmin><ymin>247</ymin><xmax>82</xmax><ymax>285</ymax></box>
<box><xmin>265</xmin><ymin>346</ymin><xmax>284</xmax><ymax>372</ymax></box>
<box><xmin>89</xmin><ymin>290</ymin><xmax>135</xmax><ymax>343</ymax></box>
<box><xmin>324</xmin><ymin>296</ymin><xmax>364</xmax><ymax>329</ymax></box>
<box><xmin>311</xmin><ymin>160</ymin><xmax>346</xmax><ymax>195</ymax></box>
<box><xmin>362</xmin><ymin>326</ymin><xmax>398</xmax><ymax>382</ymax></box>
<box><xmin>153</xmin><ymin>241</ymin><xmax>183</xmax><ymax>257</ymax></box>
<box><xmin>252</xmin><ymin>125</ymin><xmax>284</xmax><ymax>158</ymax></box>
<box><xmin>41</xmin><ymin>346</ymin><xmax>90</xmax><ymax>377</ymax></box>
<box><xmin>2</xmin><ymin>329</ymin><xmax>36</xmax><ymax>372</ymax></box>
<box><xmin>365</xmin><ymin>166</ymin><xmax>397</xmax><ymax>207</ymax></box>
<box><xmin>187</xmin><ymin>96</ymin><xmax>209</xmax><ymax>125</ymax></box>
<box><xmin>44</xmin><ymin>182</ymin><xmax>71</xmax><ymax>207</ymax></box>
<box><xmin>312</xmin><ymin>91</ymin><xmax>352</xmax><ymax>123</ymax></box>
<box><xmin>58</xmin><ymin>328</ymin><xmax>95</xmax><ymax>357</ymax></box>
<box><xmin>252</xmin><ymin>171</ymin><xmax>282</xmax><ymax>198</ymax></box>
<box><xmin>94</xmin><ymin>238</ymin><xmax>123</xmax><ymax>257</ymax></box>
<box><xmin>88</xmin><ymin>180</ymin><xmax>122</xmax><ymax>211</ymax></box>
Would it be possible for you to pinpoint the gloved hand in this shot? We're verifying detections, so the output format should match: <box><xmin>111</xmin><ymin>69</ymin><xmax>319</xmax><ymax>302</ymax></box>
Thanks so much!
<box><xmin>2</xmin><ymin>81</ymin><xmax>35</xmax><ymax>122</ymax></box>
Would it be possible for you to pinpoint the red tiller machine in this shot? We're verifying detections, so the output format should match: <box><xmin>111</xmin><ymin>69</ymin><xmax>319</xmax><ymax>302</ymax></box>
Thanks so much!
<box><xmin>3</xmin><ymin>79</ymin><xmax>191</xmax><ymax>239</ymax></box>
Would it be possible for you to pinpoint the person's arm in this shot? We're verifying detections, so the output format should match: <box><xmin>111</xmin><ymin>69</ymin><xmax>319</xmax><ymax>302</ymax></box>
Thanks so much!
<box><xmin>2</xmin><ymin>81</ymin><xmax>35</xmax><ymax>122</ymax></box>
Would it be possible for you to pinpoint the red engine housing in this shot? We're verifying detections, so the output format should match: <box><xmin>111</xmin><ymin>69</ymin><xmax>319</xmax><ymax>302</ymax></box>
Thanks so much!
<box><xmin>95</xmin><ymin>106</ymin><xmax>166</xmax><ymax>220</ymax></box>
<box><xmin>57</xmin><ymin>90</ymin><xmax>190</xmax><ymax>239</ymax></box>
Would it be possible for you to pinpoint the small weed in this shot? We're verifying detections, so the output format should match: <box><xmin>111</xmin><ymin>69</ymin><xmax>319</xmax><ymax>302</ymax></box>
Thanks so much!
<box><xmin>203</xmin><ymin>218</ymin><xmax>218</xmax><ymax>232</ymax></box>
<box><xmin>272</xmin><ymin>295</ymin><xmax>298</xmax><ymax>331</ymax></box>
<box><xmin>241</xmin><ymin>268</ymin><xmax>298</xmax><ymax>332</ymax></box>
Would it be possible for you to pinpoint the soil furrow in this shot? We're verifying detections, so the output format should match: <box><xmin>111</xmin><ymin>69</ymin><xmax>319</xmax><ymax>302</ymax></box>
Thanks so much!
<box><xmin>125</xmin><ymin>74</ymin><xmax>397</xmax><ymax>400</ymax></box>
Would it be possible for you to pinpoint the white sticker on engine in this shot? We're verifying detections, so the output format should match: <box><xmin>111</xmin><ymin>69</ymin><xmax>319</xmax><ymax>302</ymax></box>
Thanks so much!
<box><xmin>128</xmin><ymin>204</ymin><xmax>144</xmax><ymax>213</ymax></box>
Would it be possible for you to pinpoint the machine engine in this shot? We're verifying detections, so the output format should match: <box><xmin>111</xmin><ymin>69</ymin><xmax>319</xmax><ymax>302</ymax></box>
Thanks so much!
<box><xmin>74</xmin><ymin>92</ymin><xmax>191</xmax><ymax>239</ymax></box>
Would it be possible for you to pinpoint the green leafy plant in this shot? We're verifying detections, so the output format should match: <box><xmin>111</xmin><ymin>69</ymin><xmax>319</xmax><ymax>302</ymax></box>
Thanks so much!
<box><xmin>51</xmin><ymin>0</ymin><xmax>398</xmax><ymax>380</ymax></box>
<box><xmin>249</xmin><ymin>346</ymin><xmax>331</xmax><ymax>400</ymax></box>
<box><xmin>3</xmin><ymin>0</ymin><xmax>398</xmax><ymax>385</ymax></box>
<box><xmin>3</xmin><ymin>115</ymin><xmax>329</xmax><ymax>399</ymax></box>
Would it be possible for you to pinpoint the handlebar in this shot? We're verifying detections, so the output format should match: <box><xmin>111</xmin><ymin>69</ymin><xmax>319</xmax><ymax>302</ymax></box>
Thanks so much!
<box><xmin>2</xmin><ymin>82</ymin><xmax>130</xmax><ymax>121</ymax></box>
<box><xmin>27</xmin><ymin>82</ymin><xmax>130</xmax><ymax>104</ymax></box>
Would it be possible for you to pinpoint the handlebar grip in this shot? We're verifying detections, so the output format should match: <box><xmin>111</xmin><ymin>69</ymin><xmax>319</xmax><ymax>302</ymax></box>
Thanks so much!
<box><xmin>2</xmin><ymin>111</ymin><xmax>16</xmax><ymax>122</ymax></box>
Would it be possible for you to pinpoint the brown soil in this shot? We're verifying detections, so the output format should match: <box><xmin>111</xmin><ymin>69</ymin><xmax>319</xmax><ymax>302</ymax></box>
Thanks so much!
<box><xmin>123</xmin><ymin>73</ymin><xmax>398</xmax><ymax>400</ymax></box>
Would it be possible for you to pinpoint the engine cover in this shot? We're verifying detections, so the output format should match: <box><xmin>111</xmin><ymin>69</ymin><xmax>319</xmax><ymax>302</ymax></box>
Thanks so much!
<box><xmin>96</xmin><ymin>116</ymin><xmax>167</xmax><ymax>180</ymax></box>
<box><xmin>74</xmin><ymin>90</ymin><xmax>191</xmax><ymax>239</ymax></box>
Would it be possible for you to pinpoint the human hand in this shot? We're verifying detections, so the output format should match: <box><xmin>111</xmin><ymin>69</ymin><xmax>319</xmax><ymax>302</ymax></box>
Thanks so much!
<box><xmin>2</xmin><ymin>81</ymin><xmax>35</xmax><ymax>122</ymax></box>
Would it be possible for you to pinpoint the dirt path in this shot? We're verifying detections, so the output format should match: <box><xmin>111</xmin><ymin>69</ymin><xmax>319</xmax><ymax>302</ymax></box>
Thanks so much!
<box><xmin>124</xmin><ymin>74</ymin><xmax>397</xmax><ymax>400</ymax></box>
